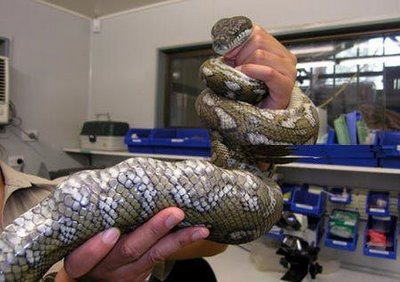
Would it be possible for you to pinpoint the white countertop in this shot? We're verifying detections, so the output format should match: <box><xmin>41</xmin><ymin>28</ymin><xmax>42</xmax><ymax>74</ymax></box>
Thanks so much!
<box><xmin>206</xmin><ymin>245</ymin><xmax>399</xmax><ymax>282</ymax></box>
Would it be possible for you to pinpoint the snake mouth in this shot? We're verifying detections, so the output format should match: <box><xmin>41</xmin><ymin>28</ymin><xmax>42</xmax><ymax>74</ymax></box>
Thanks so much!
<box><xmin>213</xmin><ymin>28</ymin><xmax>253</xmax><ymax>55</ymax></box>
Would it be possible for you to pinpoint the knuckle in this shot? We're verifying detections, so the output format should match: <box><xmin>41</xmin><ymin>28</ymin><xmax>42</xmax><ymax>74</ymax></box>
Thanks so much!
<box><xmin>148</xmin><ymin>222</ymin><xmax>164</xmax><ymax>238</ymax></box>
<box><xmin>148</xmin><ymin>248</ymin><xmax>167</xmax><ymax>264</ymax></box>
<box><xmin>253</xmin><ymin>49</ymin><xmax>266</xmax><ymax>63</ymax></box>
<box><xmin>266</xmin><ymin>68</ymin><xmax>276</xmax><ymax>79</ymax></box>
<box><xmin>175</xmin><ymin>233</ymin><xmax>192</xmax><ymax>248</ymax></box>
<box><xmin>253</xmin><ymin>34</ymin><xmax>264</xmax><ymax>48</ymax></box>
<box><xmin>119</xmin><ymin>242</ymin><xmax>142</xmax><ymax>260</ymax></box>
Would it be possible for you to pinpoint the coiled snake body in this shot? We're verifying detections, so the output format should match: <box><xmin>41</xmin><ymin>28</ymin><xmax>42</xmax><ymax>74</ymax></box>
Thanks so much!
<box><xmin>0</xmin><ymin>16</ymin><xmax>318</xmax><ymax>281</ymax></box>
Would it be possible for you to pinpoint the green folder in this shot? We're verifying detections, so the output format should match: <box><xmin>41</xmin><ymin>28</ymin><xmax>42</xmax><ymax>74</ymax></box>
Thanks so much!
<box><xmin>357</xmin><ymin>119</ymin><xmax>369</xmax><ymax>144</ymax></box>
<box><xmin>334</xmin><ymin>115</ymin><xmax>351</xmax><ymax>145</ymax></box>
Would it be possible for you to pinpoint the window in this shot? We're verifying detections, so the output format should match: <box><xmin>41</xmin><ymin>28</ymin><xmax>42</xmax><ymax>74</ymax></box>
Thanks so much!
<box><xmin>159</xmin><ymin>22</ymin><xmax>400</xmax><ymax>133</ymax></box>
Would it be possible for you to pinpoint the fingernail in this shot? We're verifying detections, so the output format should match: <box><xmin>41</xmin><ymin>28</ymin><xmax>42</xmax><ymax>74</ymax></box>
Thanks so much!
<box><xmin>192</xmin><ymin>228</ymin><xmax>210</xmax><ymax>241</ymax></box>
<box><xmin>165</xmin><ymin>212</ymin><xmax>184</xmax><ymax>229</ymax></box>
<box><xmin>102</xmin><ymin>228</ymin><xmax>120</xmax><ymax>245</ymax></box>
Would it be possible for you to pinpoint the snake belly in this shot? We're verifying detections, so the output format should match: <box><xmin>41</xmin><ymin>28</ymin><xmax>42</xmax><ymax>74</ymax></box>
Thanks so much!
<box><xmin>0</xmin><ymin>16</ymin><xmax>319</xmax><ymax>281</ymax></box>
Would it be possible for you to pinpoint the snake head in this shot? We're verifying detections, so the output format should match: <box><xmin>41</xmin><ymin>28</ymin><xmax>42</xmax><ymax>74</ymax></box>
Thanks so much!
<box><xmin>211</xmin><ymin>16</ymin><xmax>253</xmax><ymax>55</ymax></box>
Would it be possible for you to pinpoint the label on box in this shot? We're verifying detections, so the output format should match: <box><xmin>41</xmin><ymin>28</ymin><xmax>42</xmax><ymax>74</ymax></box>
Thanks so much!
<box><xmin>295</xmin><ymin>204</ymin><xmax>313</xmax><ymax>210</ymax></box>
<box><xmin>131</xmin><ymin>139</ymin><xmax>142</xmax><ymax>143</ymax></box>
<box><xmin>171</xmin><ymin>138</ymin><xmax>184</xmax><ymax>143</ymax></box>
<box><xmin>369</xmin><ymin>249</ymin><xmax>389</xmax><ymax>255</ymax></box>
<box><xmin>330</xmin><ymin>196</ymin><xmax>347</xmax><ymax>202</ymax></box>
<box><xmin>332</xmin><ymin>240</ymin><xmax>348</xmax><ymax>246</ymax></box>
<box><xmin>369</xmin><ymin>208</ymin><xmax>385</xmax><ymax>213</ymax></box>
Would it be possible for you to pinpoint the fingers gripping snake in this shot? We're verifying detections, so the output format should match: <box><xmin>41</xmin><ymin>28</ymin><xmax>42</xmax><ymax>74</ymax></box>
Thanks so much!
<box><xmin>0</xmin><ymin>16</ymin><xmax>318</xmax><ymax>281</ymax></box>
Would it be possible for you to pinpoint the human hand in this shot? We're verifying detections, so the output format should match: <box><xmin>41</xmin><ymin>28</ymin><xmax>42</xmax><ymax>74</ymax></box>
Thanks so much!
<box><xmin>224</xmin><ymin>25</ymin><xmax>297</xmax><ymax>110</ymax></box>
<box><xmin>55</xmin><ymin>207</ymin><xmax>209</xmax><ymax>282</ymax></box>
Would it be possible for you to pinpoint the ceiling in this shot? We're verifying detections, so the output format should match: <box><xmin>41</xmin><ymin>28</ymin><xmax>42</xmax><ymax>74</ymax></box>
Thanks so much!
<box><xmin>35</xmin><ymin>0</ymin><xmax>177</xmax><ymax>18</ymax></box>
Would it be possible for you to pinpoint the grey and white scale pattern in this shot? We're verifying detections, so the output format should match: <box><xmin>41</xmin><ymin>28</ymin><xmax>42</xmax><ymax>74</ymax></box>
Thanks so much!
<box><xmin>0</xmin><ymin>158</ymin><xmax>282</xmax><ymax>281</ymax></box>
<box><xmin>0</xmin><ymin>16</ymin><xmax>319</xmax><ymax>281</ymax></box>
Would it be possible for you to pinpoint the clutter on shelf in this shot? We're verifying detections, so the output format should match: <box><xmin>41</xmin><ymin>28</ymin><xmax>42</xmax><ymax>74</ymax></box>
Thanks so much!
<box><xmin>266</xmin><ymin>183</ymin><xmax>400</xmax><ymax>262</ymax></box>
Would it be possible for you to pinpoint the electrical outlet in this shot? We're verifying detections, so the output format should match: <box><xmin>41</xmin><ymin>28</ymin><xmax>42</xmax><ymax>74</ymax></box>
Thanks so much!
<box><xmin>8</xmin><ymin>155</ymin><xmax>24</xmax><ymax>168</ymax></box>
<box><xmin>21</xmin><ymin>129</ymin><xmax>39</xmax><ymax>142</ymax></box>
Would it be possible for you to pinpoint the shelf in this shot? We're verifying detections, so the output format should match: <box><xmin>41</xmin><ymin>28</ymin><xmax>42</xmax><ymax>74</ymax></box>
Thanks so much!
<box><xmin>64</xmin><ymin>148</ymin><xmax>399</xmax><ymax>190</ymax></box>
<box><xmin>276</xmin><ymin>163</ymin><xmax>400</xmax><ymax>190</ymax></box>
<box><xmin>63</xmin><ymin>147</ymin><xmax>211</xmax><ymax>161</ymax></box>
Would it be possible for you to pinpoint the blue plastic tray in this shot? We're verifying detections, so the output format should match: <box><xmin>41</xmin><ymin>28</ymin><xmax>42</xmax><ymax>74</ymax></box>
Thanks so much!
<box><xmin>151</xmin><ymin>128</ymin><xmax>211</xmax><ymax>157</ymax></box>
<box><xmin>375</xmin><ymin>131</ymin><xmax>400</xmax><ymax>168</ymax></box>
<box><xmin>124</xmin><ymin>128</ymin><xmax>154</xmax><ymax>153</ymax></box>
<box><xmin>325</xmin><ymin>210</ymin><xmax>359</xmax><ymax>251</ymax></box>
<box><xmin>363</xmin><ymin>215</ymin><xmax>397</xmax><ymax>260</ymax></box>
<box><xmin>288</xmin><ymin>145</ymin><xmax>379</xmax><ymax>167</ymax></box>
<box><xmin>124</xmin><ymin>128</ymin><xmax>211</xmax><ymax>157</ymax></box>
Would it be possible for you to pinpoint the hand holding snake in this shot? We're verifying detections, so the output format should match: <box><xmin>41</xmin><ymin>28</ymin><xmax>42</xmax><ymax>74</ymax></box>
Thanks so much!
<box><xmin>224</xmin><ymin>24</ymin><xmax>297</xmax><ymax>110</ymax></box>
<box><xmin>0</xmin><ymin>16</ymin><xmax>318</xmax><ymax>281</ymax></box>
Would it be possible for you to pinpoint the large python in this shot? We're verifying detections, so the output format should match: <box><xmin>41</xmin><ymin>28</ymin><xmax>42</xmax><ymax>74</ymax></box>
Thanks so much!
<box><xmin>0</xmin><ymin>16</ymin><xmax>318</xmax><ymax>281</ymax></box>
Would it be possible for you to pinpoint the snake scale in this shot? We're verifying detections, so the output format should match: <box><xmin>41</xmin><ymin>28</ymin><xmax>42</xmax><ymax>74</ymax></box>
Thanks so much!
<box><xmin>0</xmin><ymin>16</ymin><xmax>318</xmax><ymax>281</ymax></box>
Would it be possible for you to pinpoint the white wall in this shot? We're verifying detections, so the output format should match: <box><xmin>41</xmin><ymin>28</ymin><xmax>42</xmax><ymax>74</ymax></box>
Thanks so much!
<box><xmin>90</xmin><ymin>0</ymin><xmax>400</xmax><ymax>128</ymax></box>
<box><xmin>0</xmin><ymin>0</ymin><xmax>90</xmax><ymax>174</ymax></box>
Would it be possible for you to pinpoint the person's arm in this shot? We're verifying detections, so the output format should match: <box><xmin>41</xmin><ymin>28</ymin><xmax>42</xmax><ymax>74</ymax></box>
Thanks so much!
<box><xmin>55</xmin><ymin>208</ymin><xmax>209</xmax><ymax>282</ymax></box>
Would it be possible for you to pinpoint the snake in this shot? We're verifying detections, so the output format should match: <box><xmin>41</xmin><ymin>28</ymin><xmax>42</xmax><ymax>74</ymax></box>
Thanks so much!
<box><xmin>0</xmin><ymin>16</ymin><xmax>318</xmax><ymax>281</ymax></box>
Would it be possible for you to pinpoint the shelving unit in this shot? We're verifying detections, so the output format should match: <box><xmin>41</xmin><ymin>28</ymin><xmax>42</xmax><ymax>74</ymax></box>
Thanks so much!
<box><xmin>276</xmin><ymin>163</ymin><xmax>400</xmax><ymax>190</ymax></box>
<box><xmin>63</xmin><ymin>147</ymin><xmax>210</xmax><ymax>165</ymax></box>
<box><xmin>64</xmin><ymin>147</ymin><xmax>399</xmax><ymax>191</ymax></box>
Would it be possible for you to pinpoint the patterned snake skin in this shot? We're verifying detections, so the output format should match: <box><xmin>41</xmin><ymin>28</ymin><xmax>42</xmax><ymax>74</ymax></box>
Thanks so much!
<box><xmin>0</xmin><ymin>16</ymin><xmax>318</xmax><ymax>281</ymax></box>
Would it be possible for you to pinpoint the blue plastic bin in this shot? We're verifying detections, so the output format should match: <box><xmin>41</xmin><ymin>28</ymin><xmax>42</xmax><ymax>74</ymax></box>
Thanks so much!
<box><xmin>366</xmin><ymin>191</ymin><xmax>390</xmax><ymax>217</ymax></box>
<box><xmin>266</xmin><ymin>226</ymin><xmax>284</xmax><ymax>241</ymax></box>
<box><xmin>288</xmin><ymin>145</ymin><xmax>379</xmax><ymax>167</ymax></box>
<box><xmin>151</xmin><ymin>128</ymin><xmax>211</xmax><ymax>157</ymax></box>
<box><xmin>376</xmin><ymin>131</ymin><xmax>400</xmax><ymax>168</ymax></box>
<box><xmin>328</xmin><ymin>187</ymin><xmax>352</xmax><ymax>204</ymax></box>
<box><xmin>397</xmin><ymin>194</ymin><xmax>400</xmax><ymax>218</ymax></box>
<box><xmin>124</xmin><ymin>128</ymin><xmax>154</xmax><ymax>153</ymax></box>
<box><xmin>290</xmin><ymin>187</ymin><xmax>326</xmax><ymax>217</ymax></box>
<box><xmin>307</xmin><ymin>216</ymin><xmax>325</xmax><ymax>245</ymax></box>
<box><xmin>281</xmin><ymin>183</ymin><xmax>303</xmax><ymax>211</ymax></box>
<box><xmin>325</xmin><ymin>210</ymin><xmax>359</xmax><ymax>251</ymax></box>
<box><xmin>377</xmin><ymin>131</ymin><xmax>400</xmax><ymax>145</ymax></box>
<box><xmin>363</xmin><ymin>215</ymin><xmax>397</xmax><ymax>260</ymax></box>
